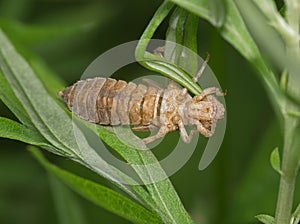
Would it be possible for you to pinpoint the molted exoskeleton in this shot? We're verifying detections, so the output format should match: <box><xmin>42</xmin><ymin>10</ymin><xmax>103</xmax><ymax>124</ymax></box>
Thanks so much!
<box><xmin>59</xmin><ymin>77</ymin><xmax>225</xmax><ymax>144</ymax></box>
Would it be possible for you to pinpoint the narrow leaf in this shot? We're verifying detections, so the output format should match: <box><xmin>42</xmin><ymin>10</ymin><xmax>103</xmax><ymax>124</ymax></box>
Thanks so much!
<box><xmin>181</xmin><ymin>13</ymin><xmax>199</xmax><ymax>75</ymax></box>
<box><xmin>169</xmin><ymin>0</ymin><xmax>258</xmax><ymax>60</ymax></box>
<box><xmin>0</xmin><ymin>28</ymin><xmax>150</xmax><ymax>205</ymax></box>
<box><xmin>232</xmin><ymin>0</ymin><xmax>284</xmax><ymax>93</ymax></box>
<box><xmin>30</xmin><ymin>147</ymin><xmax>163</xmax><ymax>224</ymax></box>
<box><xmin>0</xmin><ymin>117</ymin><xmax>51</xmax><ymax>148</ymax></box>
<box><xmin>135</xmin><ymin>1</ymin><xmax>174</xmax><ymax>60</ymax></box>
<box><xmin>280</xmin><ymin>70</ymin><xmax>288</xmax><ymax>92</ymax></box>
<box><xmin>0</xmin><ymin>70</ymin><xmax>32</xmax><ymax>126</ymax></box>
<box><xmin>255</xmin><ymin>214</ymin><xmax>275</xmax><ymax>224</ymax></box>
<box><xmin>209</xmin><ymin>0</ymin><xmax>226</xmax><ymax>27</ymax></box>
<box><xmin>166</xmin><ymin>7</ymin><xmax>199</xmax><ymax>76</ymax></box>
<box><xmin>288</xmin><ymin>111</ymin><xmax>300</xmax><ymax>118</ymax></box>
<box><xmin>98</xmin><ymin>126</ymin><xmax>195</xmax><ymax>224</ymax></box>
<box><xmin>143</xmin><ymin>59</ymin><xmax>202</xmax><ymax>94</ymax></box>
<box><xmin>292</xmin><ymin>203</ymin><xmax>300</xmax><ymax>224</ymax></box>
<box><xmin>1</xmin><ymin>9</ymin><xmax>194</xmax><ymax>224</ymax></box>
<box><xmin>165</xmin><ymin>7</ymin><xmax>188</xmax><ymax>64</ymax></box>
<box><xmin>270</xmin><ymin>147</ymin><xmax>282</xmax><ymax>175</ymax></box>
<box><xmin>135</xmin><ymin>1</ymin><xmax>202</xmax><ymax>94</ymax></box>
<box><xmin>0</xmin><ymin>30</ymin><xmax>76</xmax><ymax>156</ymax></box>
<box><xmin>169</xmin><ymin>0</ymin><xmax>210</xmax><ymax>22</ymax></box>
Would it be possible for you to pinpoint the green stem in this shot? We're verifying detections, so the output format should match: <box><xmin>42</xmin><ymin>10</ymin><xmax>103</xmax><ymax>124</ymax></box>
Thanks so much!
<box><xmin>275</xmin><ymin>116</ymin><xmax>300</xmax><ymax>224</ymax></box>
<box><xmin>275</xmin><ymin>1</ymin><xmax>300</xmax><ymax>223</ymax></box>
<box><xmin>285</xmin><ymin>0</ymin><xmax>300</xmax><ymax>49</ymax></box>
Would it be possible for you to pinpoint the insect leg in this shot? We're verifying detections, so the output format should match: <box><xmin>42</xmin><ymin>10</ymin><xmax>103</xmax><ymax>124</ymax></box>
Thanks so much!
<box><xmin>193</xmin><ymin>52</ymin><xmax>210</xmax><ymax>82</ymax></box>
<box><xmin>210</xmin><ymin>120</ymin><xmax>217</xmax><ymax>135</ymax></box>
<box><xmin>132</xmin><ymin>124</ymin><xmax>158</xmax><ymax>132</ymax></box>
<box><xmin>153</xmin><ymin>46</ymin><xmax>165</xmax><ymax>57</ymax></box>
<box><xmin>178</xmin><ymin>121</ymin><xmax>197</xmax><ymax>143</ymax></box>
<box><xmin>194</xmin><ymin>87</ymin><xmax>224</xmax><ymax>101</ymax></box>
<box><xmin>195</xmin><ymin>121</ymin><xmax>213</xmax><ymax>137</ymax></box>
<box><xmin>143</xmin><ymin>126</ymin><xmax>169</xmax><ymax>144</ymax></box>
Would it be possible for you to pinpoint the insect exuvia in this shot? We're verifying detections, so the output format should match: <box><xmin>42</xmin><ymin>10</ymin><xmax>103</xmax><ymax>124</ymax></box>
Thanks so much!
<box><xmin>59</xmin><ymin>74</ymin><xmax>225</xmax><ymax>144</ymax></box>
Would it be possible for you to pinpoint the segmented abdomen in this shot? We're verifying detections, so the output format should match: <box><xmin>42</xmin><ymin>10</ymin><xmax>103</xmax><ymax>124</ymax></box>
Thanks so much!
<box><xmin>60</xmin><ymin>77</ymin><xmax>162</xmax><ymax>126</ymax></box>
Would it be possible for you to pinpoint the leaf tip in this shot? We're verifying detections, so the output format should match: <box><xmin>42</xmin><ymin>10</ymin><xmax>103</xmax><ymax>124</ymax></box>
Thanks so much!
<box><xmin>270</xmin><ymin>147</ymin><xmax>282</xmax><ymax>175</ymax></box>
<box><xmin>255</xmin><ymin>214</ymin><xmax>275</xmax><ymax>224</ymax></box>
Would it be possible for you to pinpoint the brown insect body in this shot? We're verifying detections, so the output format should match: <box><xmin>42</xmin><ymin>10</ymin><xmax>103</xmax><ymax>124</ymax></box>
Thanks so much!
<box><xmin>59</xmin><ymin>77</ymin><xmax>225</xmax><ymax>144</ymax></box>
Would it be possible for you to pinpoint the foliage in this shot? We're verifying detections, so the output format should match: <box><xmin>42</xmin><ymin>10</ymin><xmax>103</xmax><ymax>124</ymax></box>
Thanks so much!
<box><xmin>0</xmin><ymin>0</ymin><xmax>299</xmax><ymax>224</ymax></box>
<box><xmin>0</xmin><ymin>24</ymin><xmax>193</xmax><ymax>224</ymax></box>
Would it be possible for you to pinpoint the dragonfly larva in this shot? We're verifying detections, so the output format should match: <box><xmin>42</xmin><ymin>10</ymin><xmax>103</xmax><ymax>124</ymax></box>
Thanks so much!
<box><xmin>59</xmin><ymin>77</ymin><xmax>225</xmax><ymax>144</ymax></box>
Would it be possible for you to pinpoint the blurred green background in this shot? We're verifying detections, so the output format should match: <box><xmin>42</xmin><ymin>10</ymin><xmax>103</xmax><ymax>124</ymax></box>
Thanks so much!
<box><xmin>0</xmin><ymin>0</ymin><xmax>298</xmax><ymax>224</ymax></box>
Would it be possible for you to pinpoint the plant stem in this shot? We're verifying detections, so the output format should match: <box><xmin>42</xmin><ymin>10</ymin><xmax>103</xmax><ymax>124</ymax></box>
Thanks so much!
<box><xmin>275</xmin><ymin>116</ymin><xmax>299</xmax><ymax>224</ymax></box>
<box><xmin>285</xmin><ymin>0</ymin><xmax>300</xmax><ymax>45</ymax></box>
<box><xmin>275</xmin><ymin>1</ymin><xmax>300</xmax><ymax>223</ymax></box>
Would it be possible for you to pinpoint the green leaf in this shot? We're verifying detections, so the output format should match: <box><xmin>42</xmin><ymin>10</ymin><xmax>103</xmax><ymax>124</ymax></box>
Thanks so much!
<box><xmin>0</xmin><ymin>6</ymin><xmax>193</xmax><ymax>224</ymax></box>
<box><xmin>30</xmin><ymin>147</ymin><xmax>163</xmax><ymax>224</ymax></box>
<box><xmin>292</xmin><ymin>203</ymin><xmax>300</xmax><ymax>224</ymax></box>
<box><xmin>169</xmin><ymin>1</ymin><xmax>273</xmax><ymax>72</ymax></box>
<box><xmin>0</xmin><ymin>70</ymin><xmax>32</xmax><ymax>126</ymax></box>
<box><xmin>136</xmin><ymin>1</ymin><xmax>174</xmax><ymax>60</ymax></box>
<box><xmin>233</xmin><ymin>0</ymin><xmax>300</xmax><ymax>119</ymax></box>
<box><xmin>181</xmin><ymin>13</ymin><xmax>199</xmax><ymax>73</ymax></box>
<box><xmin>0</xmin><ymin>28</ymin><xmax>150</xmax><ymax>205</ymax></box>
<box><xmin>143</xmin><ymin>59</ymin><xmax>202</xmax><ymax>94</ymax></box>
<box><xmin>0</xmin><ymin>116</ymin><xmax>54</xmax><ymax>149</ymax></box>
<box><xmin>280</xmin><ymin>70</ymin><xmax>288</xmax><ymax>92</ymax></box>
<box><xmin>0</xmin><ymin>28</ymin><xmax>74</xmax><ymax>157</ymax></box>
<box><xmin>97</xmin><ymin>126</ymin><xmax>195</xmax><ymax>224</ymax></box>
<box><xmin>208</xmin><ymin>0</ymin><xmax>226</xmax><ymax>27</ymax></box>
<box><xmin>49</xmin><ymin>174</ymin><xmax>86</xmax><ymax>224</ymax></box>
<box><xmin>168</xmin><ymin>0</ymin><xmax>210</xmax><ymax>22</ymax></box>
<box><xmin>232</xmin><ymin>1</ymin><xmax>283</xmax><ymax>90</ymax></box>
<box><xmin>135</xmin><ymin>1</ymin><xmax>202</xmax><ymax>95</ymax></box>
<box><xmin>255</xmin><ymin>214</ymin><xmax>275</xmax><ymax>224</ymax></box>
<box><xmin>165</xmin><ymin>8</ymin><xmax>188</xmax><ymax>64</ymax></box>
<box><xmin>166</xmin><ymin>7</ymin><xmax>199</xmax><ymax>76</ymax></box>
<box><xmin>288</xmin><ymin>111</ymin><xmax>300</xmax><ymax>118</ymax></box>
<box><xmin>270</xmin><ymin>147</ymin><xmax>282</xmax><ymax>175</ymax></box>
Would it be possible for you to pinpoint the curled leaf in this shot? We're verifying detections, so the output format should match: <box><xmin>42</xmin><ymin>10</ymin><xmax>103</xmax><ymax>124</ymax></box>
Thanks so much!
<box><xmin>255</xmin><ymin>214</ymin><xmax>275</xmax><ymax>224</ymax></box>
<box><xmin>270</xmin><ymin>147</ymin><xmax>282</xmax><ymax>175</ymax></box>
